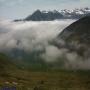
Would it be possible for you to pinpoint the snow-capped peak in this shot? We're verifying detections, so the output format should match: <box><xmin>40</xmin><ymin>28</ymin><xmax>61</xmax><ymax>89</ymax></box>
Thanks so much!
<box><xmin>24</xmin><ymin>7</ymin><xmax>90</xmax><ymax>21</ymax></box>
<box><xmin>60</xmin><ymin>7</ymin><xmax>90</xmax><ymax>15</ymax></box>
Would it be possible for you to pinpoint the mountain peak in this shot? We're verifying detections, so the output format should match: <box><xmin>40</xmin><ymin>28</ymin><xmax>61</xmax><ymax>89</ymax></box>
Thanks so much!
<box><xmin>33</xmin><ymin>9</ymin><xmax>41</xmax><ymax>13</ymax></box>
<box><xmin>14</xmin><ymin>7</ymin><xmax>89</xmax><ymax>21</ymax></box>
<box><xmin>25</xmin><ymin>9</ymin><xmax>63</xmax><ymax>21</ymax></box>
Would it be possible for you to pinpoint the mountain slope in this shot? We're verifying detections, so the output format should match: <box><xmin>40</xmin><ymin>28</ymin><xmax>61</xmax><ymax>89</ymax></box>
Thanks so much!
<box><xmin>57</xmin><ymin>16</ymin><xmax>90</xmax><ymax>56</ymax></box>
<box><xmin>25</xmin><ymin>10</ymin><xmax>63</xmax><ymax>21</ymax></box>
<box><xmin>58</xmin><ymin>16</ymin><xmax>90</xmax><ymax>43</ymax></box>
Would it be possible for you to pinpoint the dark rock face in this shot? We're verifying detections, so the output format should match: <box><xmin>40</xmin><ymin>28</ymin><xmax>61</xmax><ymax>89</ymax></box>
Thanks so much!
<box><xmin>25</xmin><ymin>10</ymin><xmax>63</xmax><ymax>21</ymax></box>
<box><xmin>57</xmin><ymin>16</ymin><xmax>90</xmax><ymax>56</ymax></box>
<box><xmin>58</xmin><ymin>16</ymin><xmax>90</xmax><ymax>43</ymax></box>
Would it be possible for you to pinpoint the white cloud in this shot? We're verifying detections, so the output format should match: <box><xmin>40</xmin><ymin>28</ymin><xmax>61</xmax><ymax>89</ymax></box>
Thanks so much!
<box><xmin>0</xmin><ymin>20</ymin><xmax>74</xmax><ymax>51</ymax></box>
<box><xmin>0</xmin><ymin>19</ymin><xmax>90</xmax><ymax>69</ymax></box>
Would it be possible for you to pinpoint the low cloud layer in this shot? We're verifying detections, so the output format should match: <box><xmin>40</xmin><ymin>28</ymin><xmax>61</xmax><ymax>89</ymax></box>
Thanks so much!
<box><xmin>0</xmin><ymin>19</ymin><xmax>90</xmax><ymax>69</ymax></box>
<box><xmin>0</xmin><ymin>19</ymin><xmax>74</xmax><ymax>52</ymax></box>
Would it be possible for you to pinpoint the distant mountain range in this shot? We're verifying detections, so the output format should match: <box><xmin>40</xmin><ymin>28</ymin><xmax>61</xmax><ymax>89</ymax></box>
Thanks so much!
<box><xmin>17</xmin><ymin>7</ymin><xmax>90</xmax><ymax>21</ymax></box>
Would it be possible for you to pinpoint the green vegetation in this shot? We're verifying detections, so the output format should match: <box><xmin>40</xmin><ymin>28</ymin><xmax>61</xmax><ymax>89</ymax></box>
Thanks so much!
<box><xmin>0</xmin><ymin>53</ymin><xmax>90</xmax><ymax>90</ymax></box>
<box><xmin>0</xmin><ymin>69</ymin><xmax>90</xmax><ymax>89</ymax></box>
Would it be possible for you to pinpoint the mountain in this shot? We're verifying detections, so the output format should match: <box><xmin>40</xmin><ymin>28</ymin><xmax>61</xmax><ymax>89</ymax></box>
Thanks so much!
<box><xmin>25</xmin><ymin>10</ymin><xmax>63</xmax><ymax>21</ymax></box>
<box><xmin>24</xmin><ymin>8</ymin><xmax>90</xmax><ymax>21</ymax></box>
<box><xmin>57</xmin><ymin>16</ymin><xmax>90</xmax><ymax>56</ymax></box>
<box><xmin>60</xmin><ymin>7</ymin><xmax>90</xmax><ymax>19</ymax></box>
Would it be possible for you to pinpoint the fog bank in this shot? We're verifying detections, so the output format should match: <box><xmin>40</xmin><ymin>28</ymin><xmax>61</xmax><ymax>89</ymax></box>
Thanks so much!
<box><xmin>0</xmin><ymin>19</ymin><xmax>90</xmax><ymax>69</ymax></box>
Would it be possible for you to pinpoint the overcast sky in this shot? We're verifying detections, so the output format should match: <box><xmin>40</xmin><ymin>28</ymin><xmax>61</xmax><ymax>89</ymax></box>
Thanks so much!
<box><xmin>0</xmin><ymin>0</ymin><xmax>90</xmax><ymax>19</ymax></box>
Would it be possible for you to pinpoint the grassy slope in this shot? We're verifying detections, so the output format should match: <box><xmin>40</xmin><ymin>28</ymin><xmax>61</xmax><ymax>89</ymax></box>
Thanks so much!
<box><xmin>0</xmin><ymin>53</ymin><xmax>90</xmax><ymax>90</ymax></box>
<box><xmin>0</xmin><ymin>70</ymin><xmax>90</xmax><ymax>90</ymax></box>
